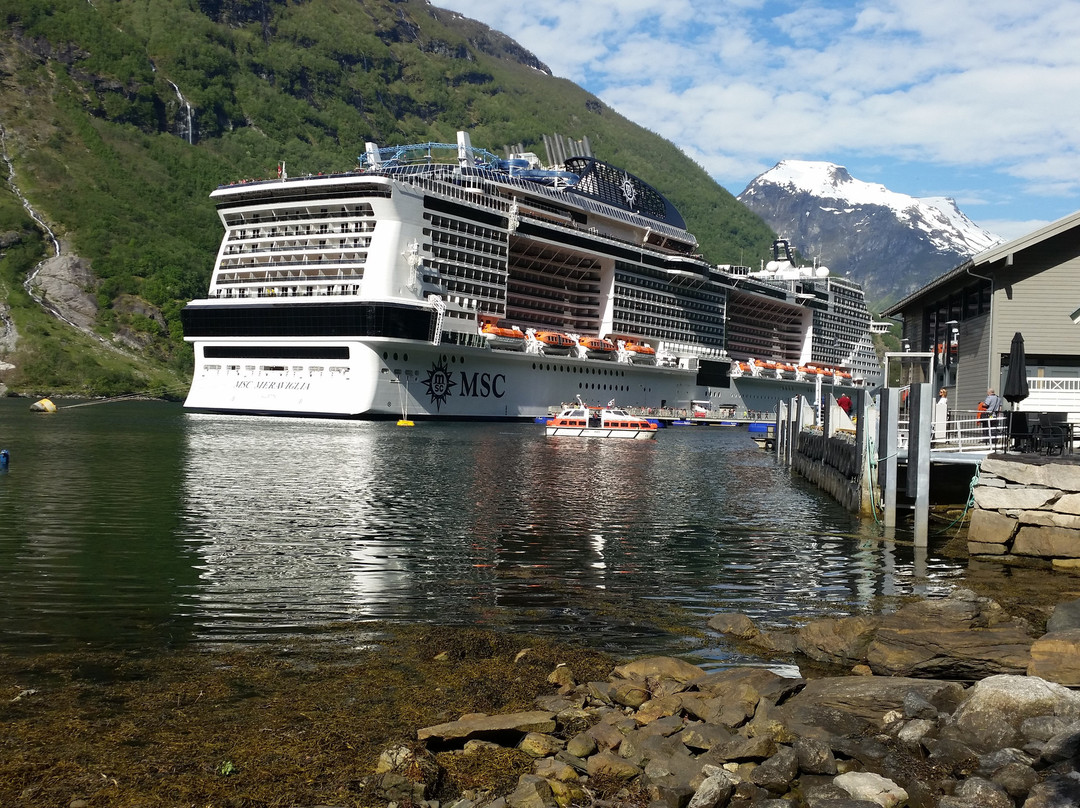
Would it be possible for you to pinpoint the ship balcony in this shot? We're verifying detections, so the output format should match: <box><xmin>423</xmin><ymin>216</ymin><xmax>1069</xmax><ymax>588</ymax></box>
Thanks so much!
<box><xmin>210</xmin><ymin>282</ymin><xmax>364</xmax><ymax>299</ymax></box>
<box><xmin>506</xmin><ymin>293</ymin><xmax>599</xmax><ymax>320</ymax></box>
<box><xmin>218</xmin><ymin>252</ymin><xmax>367</xmax><ymax>270</ymax></box>
<box><xmin>214</xmin><ymin>265</ymin><xmax>365</xmax><ymax>286</ymax></box>
<box><xmin>222</xmin><ymin>202</ymin><xmax>378</xmax><ymax>227</ymax></box>
<box><xmin>224</xmin><ymin>239</ymin><xmax>372</xmax><ymax>253</ymax></box>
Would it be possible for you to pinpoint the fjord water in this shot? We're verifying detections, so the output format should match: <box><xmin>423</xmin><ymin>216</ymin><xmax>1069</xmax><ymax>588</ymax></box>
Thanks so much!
<box><xmin>0</xmin><ymin>398</ymin><xmax>960</xmax><ymax>665</ymax></box>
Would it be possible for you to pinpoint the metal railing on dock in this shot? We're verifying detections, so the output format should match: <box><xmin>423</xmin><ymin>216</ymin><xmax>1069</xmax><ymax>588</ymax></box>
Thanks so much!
<box><xmin>898</xmin><ymin>410</ymin><xmax>1006</xmax><ymax>454</ymax></box>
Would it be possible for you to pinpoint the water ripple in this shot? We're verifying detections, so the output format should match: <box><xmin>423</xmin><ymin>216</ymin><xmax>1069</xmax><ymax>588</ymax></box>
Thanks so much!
<box><xmin>0</xmin><ymin>401</ymin><xmax>963</xmax><ymax>662</ymax></box>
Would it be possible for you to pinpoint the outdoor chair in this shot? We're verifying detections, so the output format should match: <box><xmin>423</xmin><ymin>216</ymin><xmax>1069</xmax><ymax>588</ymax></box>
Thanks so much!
<box><xmin>1038</xmin><ymin>412</ymin><xmax>1069</xmax><ymax>455</ymax></box>
<box><xmin>1008</xmin><ymin>412</ymin><xmax>1039</xmax><ymax>453</ymax></box>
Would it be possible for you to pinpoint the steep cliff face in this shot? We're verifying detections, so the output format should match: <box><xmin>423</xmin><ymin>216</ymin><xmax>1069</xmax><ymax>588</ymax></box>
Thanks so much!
<box><xmin>738</xmin><ymin>161</ymin><xmax>1002</xmax><ymax>307</ymax></box>
<box><xmin>0</xmin><ymin>0</ymin><xmax>775</xmax><ymax>394</ymax></box>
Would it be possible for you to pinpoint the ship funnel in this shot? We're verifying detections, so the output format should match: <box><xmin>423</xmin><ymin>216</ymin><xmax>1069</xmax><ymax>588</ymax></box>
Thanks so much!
<box><xmin>364</xmin><ymin>141</ymin><xmax>382</xmax><ymax>166</ymax></box>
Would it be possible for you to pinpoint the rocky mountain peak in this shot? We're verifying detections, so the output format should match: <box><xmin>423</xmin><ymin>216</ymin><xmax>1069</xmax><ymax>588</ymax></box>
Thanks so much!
<box><xmin>738</xmin><ymin>161</ymin><xmax>1002</xmax><ymax>306</ymax></box>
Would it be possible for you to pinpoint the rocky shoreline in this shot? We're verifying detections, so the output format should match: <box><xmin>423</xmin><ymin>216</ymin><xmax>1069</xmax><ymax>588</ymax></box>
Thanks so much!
<box><xmin>373</xmin><ymin>588</ymin><xmax>1080</xmax><ymax>808</ymax></box>
<box><xmin>7</xmin><ymin>581</ymin><xmax>1080</xmax><ymax>807</ymax></box>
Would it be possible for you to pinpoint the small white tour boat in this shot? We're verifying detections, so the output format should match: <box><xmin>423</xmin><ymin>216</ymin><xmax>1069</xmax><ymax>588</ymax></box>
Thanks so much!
<box><xmin>544</xmin><ymin>398</ymin><xmax>658</xmax><ymax>439</ymax></box>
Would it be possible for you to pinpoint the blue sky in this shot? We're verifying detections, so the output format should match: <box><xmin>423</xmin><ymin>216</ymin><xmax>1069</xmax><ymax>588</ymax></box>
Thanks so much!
<box><xmin>434</xmin><ymin>0</ymin><xmax>1080</xmax><ymax>241</ymax></box>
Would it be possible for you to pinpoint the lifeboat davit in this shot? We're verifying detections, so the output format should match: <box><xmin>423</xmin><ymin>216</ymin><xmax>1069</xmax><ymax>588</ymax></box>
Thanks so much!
<box><xmin>534</xmin><ymin>331</ymin><xmax>576</xmax><ymax>354</ymax></box>
<box><xmin>579</xmin><ymin>335</ymin><xmax>616</xmax><ymax>359</ymax></box>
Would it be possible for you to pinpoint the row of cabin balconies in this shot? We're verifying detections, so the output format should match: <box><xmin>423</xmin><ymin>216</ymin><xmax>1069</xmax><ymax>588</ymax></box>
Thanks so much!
<box><xmin>214</xmin><ymin>266</ymin><xmax>365</xmax><ymax>286</ymax></box>
<box><xmin>222</xmin><ymin>201</ymin><xmax>379</xmax><ymax>227</ymax></box>
<box><xmin>209</xmin><ymin>283</ymin><xmax>363</xmax><ymax>299</ymax></box>
<box><xmin>228</xmin><ymin>219</ymin><xmax>376</xmax><ymax>240</ymax></box>
<box><xmin>217</xmin><ymin>254</ymin><xmax>367</xmax><ymax>273</ymax></box>
<box><xmin>224</xmin><ymin>238</ymin><xmax>372</xmax><ymax>255</ymax></box>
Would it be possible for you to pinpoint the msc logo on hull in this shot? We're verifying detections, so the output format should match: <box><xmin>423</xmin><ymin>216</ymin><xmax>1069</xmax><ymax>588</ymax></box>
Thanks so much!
<box><xmin>422</xmin><ymin>358</ymin><xmax>506</xmax><ymax>411</ymax></box>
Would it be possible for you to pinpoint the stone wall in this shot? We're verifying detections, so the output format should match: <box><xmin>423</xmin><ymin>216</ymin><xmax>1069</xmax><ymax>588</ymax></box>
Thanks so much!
<box><xmin>968</xmin><ymin>456</ymin><xmax>1080</xmax><ymax>569</ymax></box>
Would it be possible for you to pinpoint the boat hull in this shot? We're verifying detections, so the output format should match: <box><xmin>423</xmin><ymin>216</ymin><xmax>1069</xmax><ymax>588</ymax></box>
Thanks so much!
<box><xmin>184</xmin><ymin>335</ymin><xmax>698</xmax><ymax>419</ymax></box>
<box><xmin>544</xmin><ymin>426</ymin><xmax>657</xmax><ymax>439</ymax></box>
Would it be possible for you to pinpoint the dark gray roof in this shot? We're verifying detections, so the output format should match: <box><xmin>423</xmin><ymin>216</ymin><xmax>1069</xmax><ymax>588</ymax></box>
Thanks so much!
<box><xmin>884</xmin><ymin>207</ymin><xmax>1080</xmax><ymax>316</ymax></box>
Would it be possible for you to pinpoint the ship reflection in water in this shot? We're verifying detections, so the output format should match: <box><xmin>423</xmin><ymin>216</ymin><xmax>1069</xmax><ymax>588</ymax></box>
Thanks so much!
<box><xmin>180</xmin><ymin>415</ymin><xmax>964</xmax><ymax>662</ymax></box>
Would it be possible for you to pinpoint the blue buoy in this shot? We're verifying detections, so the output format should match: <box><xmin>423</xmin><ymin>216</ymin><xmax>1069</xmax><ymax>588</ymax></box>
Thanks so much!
<box><xmin>0</xmin><ymin>449</ymin><xmax>9</xmax><ymax>471</ymax></box>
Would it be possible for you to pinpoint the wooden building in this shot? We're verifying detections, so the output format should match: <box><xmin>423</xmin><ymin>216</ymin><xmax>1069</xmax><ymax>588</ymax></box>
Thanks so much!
<box><xmin>884</xmin><ymin>209</ymin><xmax>1080</xmax><ymax>416</ymax></box>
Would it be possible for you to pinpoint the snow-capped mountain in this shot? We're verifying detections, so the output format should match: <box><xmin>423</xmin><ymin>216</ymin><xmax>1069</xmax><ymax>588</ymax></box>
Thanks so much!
<box><xmin>737</xmin><ymin>161</ymin><xmax>1003</xmax><ymax>305</ymax></box>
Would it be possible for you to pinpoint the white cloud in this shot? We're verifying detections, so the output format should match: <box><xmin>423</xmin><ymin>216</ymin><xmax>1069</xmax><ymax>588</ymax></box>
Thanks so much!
<box><xmin>432</xmin><ymin>0</ymin><xmax>1080</xmax><ymax>226</ymax></box>
<box><xmin>980</xmin><ymin>219</ymin><xmax>1056</xmax><ymax>242</ymax></box>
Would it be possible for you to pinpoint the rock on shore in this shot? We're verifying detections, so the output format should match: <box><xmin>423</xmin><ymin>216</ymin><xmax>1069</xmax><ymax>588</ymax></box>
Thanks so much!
<box><xmin>372</xmin><ymin>589</ymin><xmax>1080</xmax><ymax>808</ymax></box>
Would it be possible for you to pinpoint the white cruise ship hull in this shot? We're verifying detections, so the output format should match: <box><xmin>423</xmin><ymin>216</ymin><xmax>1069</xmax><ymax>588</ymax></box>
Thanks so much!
<box><xmin>185</xmin><ymin>336</ymin><xmax>696</xmax><ymax>419</ymax></box>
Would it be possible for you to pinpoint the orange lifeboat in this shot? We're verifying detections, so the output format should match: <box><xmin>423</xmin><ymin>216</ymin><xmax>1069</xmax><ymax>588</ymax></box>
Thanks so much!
<box><xmin>481</xmin><ymin>321</ymin><xmax>526</xmax><ymax>351</ymax></box>
<box><xmin>482</xmin><ymin>322</ymin><xmax>525</xmax><ymax>339</ymax></box>
<box><xmin>579</xmin><ymin>335</ymin><xmax>616</xmax><ymax>358</ymax></box>
<box><xmin>534</xmin><ymin>331</ymin><xmax>576</xmax><ymax>354</ymax></box>
<box><xmin>622</xmin><ymin>340</ymin><xmax>657</xmax><ymax>364</ymax></box>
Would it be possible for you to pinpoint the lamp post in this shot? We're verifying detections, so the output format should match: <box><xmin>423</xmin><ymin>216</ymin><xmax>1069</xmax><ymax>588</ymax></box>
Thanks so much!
<box><xmin>944</xmin><ymin>320</ymin><xmax>958</xmax><ymax>386</ymax></box>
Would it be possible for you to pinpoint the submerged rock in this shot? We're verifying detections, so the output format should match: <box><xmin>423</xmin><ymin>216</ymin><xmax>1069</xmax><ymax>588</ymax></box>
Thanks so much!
<box><xmin>392</xmin><ymin>588</ymin><xmax>1080</xmax><ymax>807</ymax></box>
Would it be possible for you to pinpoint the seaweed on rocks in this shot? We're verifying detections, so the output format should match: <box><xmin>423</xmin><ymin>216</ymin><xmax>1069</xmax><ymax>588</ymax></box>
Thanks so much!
<box><xmin>0</xmin><ymin>624</ymin><xmax>612</xmax><ymax>808</ymax></box>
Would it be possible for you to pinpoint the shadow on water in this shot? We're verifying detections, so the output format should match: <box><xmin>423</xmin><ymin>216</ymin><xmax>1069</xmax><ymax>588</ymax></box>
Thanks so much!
<box><xmin>0</xmin><ymin>399</ymin><xmax>965</xmax><ymax>665</ymax></box>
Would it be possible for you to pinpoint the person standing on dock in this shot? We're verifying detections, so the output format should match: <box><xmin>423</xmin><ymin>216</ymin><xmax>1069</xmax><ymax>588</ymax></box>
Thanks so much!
<box><xmin>982</xmin><ymin>388</ymin><xmax>1003</xmax><ymax>444</ymax></box>
<box><xmin>934</xmin><ymin>388</ymin><xmax>948</xmax><ymax>442</ymax></box>
<box><xmin>837</xmin><ymin>392</ymin><xmax>852</xmax><ymax>415</ymax></box>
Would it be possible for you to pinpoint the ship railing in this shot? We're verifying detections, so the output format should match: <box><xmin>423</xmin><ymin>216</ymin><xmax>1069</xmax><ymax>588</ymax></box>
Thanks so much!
<box><xmin>223</xmin><ymin>238</ymin><xmax>374</xmax><ymax>252</ymax></box>
<box><xmin>218</xmin><ymin>258</ymin><xmax>368</xmax><ymax>273</ymax></box>
<box><xmin>211</xmin><ymin>284</ymin><xmax>363</xmax><ymax>299</ymax></box>
<box><xmin>224</xmin><ymin>208</ymin><xmax>379</xmax><ymax>225</ymax></box>
<box><xmin>215</xmin><ymin>267</ymin><xmax>365</xmax><ymax>286</ymax></box>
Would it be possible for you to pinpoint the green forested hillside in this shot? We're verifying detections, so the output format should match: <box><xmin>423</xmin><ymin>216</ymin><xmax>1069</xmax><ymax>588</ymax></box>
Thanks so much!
<box><xmin>0</xmin><ymin>0</ymin><xmax>776</xmax><ymax>396</ymax></box>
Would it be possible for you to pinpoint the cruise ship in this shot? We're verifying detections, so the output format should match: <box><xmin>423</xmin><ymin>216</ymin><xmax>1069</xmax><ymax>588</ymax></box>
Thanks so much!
<box><xmin>181</xmin><ymin>132</ymin><xmax>880</xmax><ymax>419</ymax></box>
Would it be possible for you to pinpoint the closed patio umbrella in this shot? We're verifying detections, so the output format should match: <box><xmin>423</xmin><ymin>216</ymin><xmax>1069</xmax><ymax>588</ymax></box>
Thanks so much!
<box><xmin>1004</xmin><ymin>332</ymin><xmax>1031</xmax><ymax>451</ymax></box>
<box><xmin>1003</xmin><ymin>331</ymin><xmax>1029</xmax><ymax>404</ymax></box>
